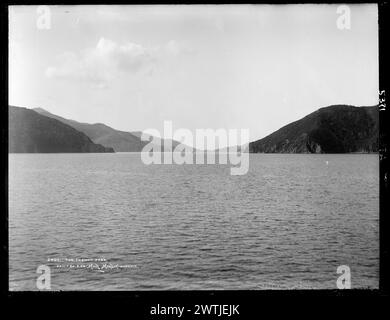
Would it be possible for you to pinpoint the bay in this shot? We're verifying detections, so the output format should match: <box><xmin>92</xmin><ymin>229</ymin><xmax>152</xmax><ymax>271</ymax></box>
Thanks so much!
<box><xmin>8</xmin><ymin>153</ymin><xmax>379</xmax><ymax>290</ymax></box>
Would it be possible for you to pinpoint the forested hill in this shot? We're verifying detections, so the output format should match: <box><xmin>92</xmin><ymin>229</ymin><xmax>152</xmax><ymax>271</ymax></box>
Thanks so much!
<box><xmin>249</xmin><ymin>105</ymin><xmax>378</xmax><ymax>153</ymax></box>
<box><xmin>9</xmin><ymin>106</ymin><xmax>114</xmax><ymax>153</ymax></box>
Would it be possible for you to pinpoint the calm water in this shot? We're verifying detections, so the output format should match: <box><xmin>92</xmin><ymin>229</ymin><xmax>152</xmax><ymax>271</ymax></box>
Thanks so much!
<box><xmin>9</xmin><ymin>153</ymin><xmax>379</xmax><ymax>290</ymax></box>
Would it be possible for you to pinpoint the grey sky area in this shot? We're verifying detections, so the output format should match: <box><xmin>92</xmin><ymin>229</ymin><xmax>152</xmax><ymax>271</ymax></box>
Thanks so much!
<box><xmin>9</xmin><ymin>4</ymin><xmax>378</xmax><ymax>146</ymax></box>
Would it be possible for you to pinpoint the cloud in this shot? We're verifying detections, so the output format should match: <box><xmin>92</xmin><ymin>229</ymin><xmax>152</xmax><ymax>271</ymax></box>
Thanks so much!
<box><xmin>46</xmin><ymin>38</ymin><xmax>189</xmax><ymax>87</ymax></box>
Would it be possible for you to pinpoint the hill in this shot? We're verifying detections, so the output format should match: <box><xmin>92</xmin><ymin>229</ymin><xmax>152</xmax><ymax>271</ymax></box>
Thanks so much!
<box><xmin>9</xmin><ymin>106</ymin><xmax>114</xmax><ymax>153</ymax></box>
<box><xmin>249</xmin><ymin>105</ymin><xmax>378</xmax><ymax>153</ymax></box>
<box><xmin>33</xmin><ymin>108</ymin><xmax>184</xmax><ymax>152</ymax></box>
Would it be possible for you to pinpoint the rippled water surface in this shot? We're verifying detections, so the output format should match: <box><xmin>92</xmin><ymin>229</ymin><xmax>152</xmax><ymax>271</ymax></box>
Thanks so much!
<box><xmin>9</xmin><ymin>153</ymin><xmax>379</xmax><ymax>290</ymax></box>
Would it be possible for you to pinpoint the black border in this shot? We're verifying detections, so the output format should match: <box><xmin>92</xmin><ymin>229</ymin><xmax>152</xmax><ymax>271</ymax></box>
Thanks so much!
<box><xmin>2</xmin><ymin>0</ymin><xmax>389</xmax><ymax>313</ymax></box>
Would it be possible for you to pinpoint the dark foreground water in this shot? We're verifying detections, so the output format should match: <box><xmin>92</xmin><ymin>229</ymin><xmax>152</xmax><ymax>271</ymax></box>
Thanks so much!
<box><xmin>9</xmin><ymin>153</ymin><xmax>379</xmax><ymax>290</ymax></box>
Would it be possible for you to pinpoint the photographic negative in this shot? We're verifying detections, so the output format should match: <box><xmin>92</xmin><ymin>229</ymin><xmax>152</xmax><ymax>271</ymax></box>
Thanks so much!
<box><xmin>8</xmin><ymin>4</ymin><xmax>380</xmax><ymax>291</ymax></box>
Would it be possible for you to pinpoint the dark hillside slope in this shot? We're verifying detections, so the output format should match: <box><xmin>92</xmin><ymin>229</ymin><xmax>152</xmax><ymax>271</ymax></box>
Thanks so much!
<box><xmin>249</xmin><ymin>105</ymin><xmax>378</xmax><ymax>153</ymax></box>
<box><xmin>9</xmin><ymin>106</ymin><xmax>114</xmax><ymax>153</ymax></box>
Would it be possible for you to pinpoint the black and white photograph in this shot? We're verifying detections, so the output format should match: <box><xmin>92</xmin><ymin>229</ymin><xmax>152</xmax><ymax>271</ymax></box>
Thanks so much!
<box><xmin>7</xmin><ymin>4</ymin><xmax>382</xmax><ymax>292</ymax></box>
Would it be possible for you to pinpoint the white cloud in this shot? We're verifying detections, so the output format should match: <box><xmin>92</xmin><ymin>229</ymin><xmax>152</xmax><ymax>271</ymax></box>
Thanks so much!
<box><xmin>46</xmin><ymin>38</ymin><xmax>189</xmax><ymax>87</ymax></box>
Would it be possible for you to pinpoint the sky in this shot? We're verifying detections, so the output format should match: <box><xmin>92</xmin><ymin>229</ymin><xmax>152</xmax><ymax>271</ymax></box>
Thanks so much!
<box><xmin>9</xmin><ymin>4</ymin><xmax>379</xmax><ymax>146</ymax></box>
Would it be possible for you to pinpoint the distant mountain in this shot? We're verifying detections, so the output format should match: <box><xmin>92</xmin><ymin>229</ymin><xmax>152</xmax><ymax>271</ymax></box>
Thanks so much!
<box><xmin>33</xmin><ymin>108</ymin><xmax>186</xmax><ymax>152</ymax></box>
<box><xmin>9</xmin><ymin>106</ymin><xmax>114</xmax><ymax>153</ymax></box>
<box><xmin>249</xmin><ymin>105</ymin><xmax>378</xmax><ymax>153</ymax></box>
